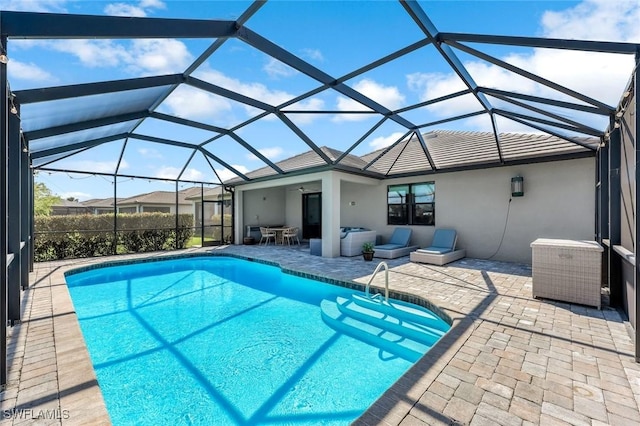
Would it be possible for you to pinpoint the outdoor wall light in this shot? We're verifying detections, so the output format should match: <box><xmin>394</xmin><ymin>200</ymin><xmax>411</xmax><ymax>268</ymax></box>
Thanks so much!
<box><xmin>0</xmin><ymin>54</ymin><xmax>7</xmax><ymax>64</ymax></box>
<box><xmin>511</xmin><ymin>176</ymin><xmax>524</xmax><ymax>197</ymax></box>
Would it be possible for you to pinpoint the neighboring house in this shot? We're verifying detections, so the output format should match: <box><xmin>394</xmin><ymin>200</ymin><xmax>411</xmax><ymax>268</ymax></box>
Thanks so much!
<box><xmin>225</xmin><ymin>130</ymin><xmax>598</xmax><ymax>264</ymax></box>
<box><xmin>51</xmin><ymin>199</ymin><xmax>92</xmax><ymax>216</ymax></box>
<box><xmin>115</xmin><ymin>189</ymin><xmax>194</xmax><ymax>214</ymax></box>
<box><xmin>81</xmin><ymin>197</ymin><xmax>122</xmax><ymax>215</ymax></box>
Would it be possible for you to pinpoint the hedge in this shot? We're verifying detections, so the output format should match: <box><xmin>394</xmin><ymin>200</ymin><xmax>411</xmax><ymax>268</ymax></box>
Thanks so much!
<box><xmin>34</xmin><ymin>213</ymin><xmax>193</xmax><ymax>261</ymax></box>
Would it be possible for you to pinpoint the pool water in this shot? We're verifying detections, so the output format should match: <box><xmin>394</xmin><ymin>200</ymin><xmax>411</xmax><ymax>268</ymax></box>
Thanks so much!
<box><xmin>66</xmin><ymin>256</ymin><xmax>449</xmax><ymax>425</ymax></box>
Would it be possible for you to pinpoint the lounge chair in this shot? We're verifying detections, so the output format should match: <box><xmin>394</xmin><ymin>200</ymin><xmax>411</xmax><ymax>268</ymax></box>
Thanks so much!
<box><xmin>373</xmin><ymin>227</ymin><xmax>419</xmax><ymax>259</ymax></box>
<box><xmin>409</xmin><ymin>228</ymin><xmax>465</xmax><ymax>265</ymax></box>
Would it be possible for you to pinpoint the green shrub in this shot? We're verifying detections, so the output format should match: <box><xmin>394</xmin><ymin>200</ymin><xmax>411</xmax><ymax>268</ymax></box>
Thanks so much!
<box><xmin>34</xmin><ymin>213</ymin><xmax>194</xmax><ymax>261</ymax></box>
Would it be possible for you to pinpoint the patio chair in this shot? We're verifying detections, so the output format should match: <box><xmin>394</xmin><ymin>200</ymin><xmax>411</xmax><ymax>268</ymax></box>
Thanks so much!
<box><xmin>409</xmin><ymin>228</ymin><xmax>466</xmax><ymax>265</ymax></box>
<box><xmin>282</xmin><ymin>227</ymin><xmax>300</xmax><ymax>245</ymax></box>
<box><xmin>259</xmin><ymin>227</ymin><xmax>276</xmax><ymax>245</ymax></box>
<box><xmin>373</xmin><ymin>227</ymin><xmax>419</xmax><ymax>259</ymax></box>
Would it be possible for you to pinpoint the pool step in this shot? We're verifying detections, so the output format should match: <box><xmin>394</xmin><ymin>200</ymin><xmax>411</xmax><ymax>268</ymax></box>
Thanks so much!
<box><xmin>321</xmin><ymin>293</ymin><xmax>451</xmax><ymax>362</ymax></box>
<box><xmin>349</xmin><ymin>294</ymin><xmax>450</xmax><ymax>333</ymax></box>
<box><xmin>321</xmin><ymin>299</ymin><xmax>426</xmax><ymax>362</ymax></box>
<box><xmin>335</xmin><ymin>296</ymin><xmax>445</xmax><ymax>347</ymax></box>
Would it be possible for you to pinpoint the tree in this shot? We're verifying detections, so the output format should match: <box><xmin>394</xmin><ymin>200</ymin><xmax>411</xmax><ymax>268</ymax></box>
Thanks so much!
<box><xmin>34</xmin><ymin>182</ymin><xmax>61</xmax><ymax>216</ymax></box>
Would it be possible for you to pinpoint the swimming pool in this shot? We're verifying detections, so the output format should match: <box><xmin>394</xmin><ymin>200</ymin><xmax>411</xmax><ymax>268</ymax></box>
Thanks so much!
<box><xmin>66</xmin><ymin>256</ymin><xmax>450</xmax><ymax>425</ymax></box>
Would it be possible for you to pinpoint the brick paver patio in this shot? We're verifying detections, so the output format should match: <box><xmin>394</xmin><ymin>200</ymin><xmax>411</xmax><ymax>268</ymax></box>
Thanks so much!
<box><xmin>1</xmin><ymin>245</ymin><xmax>639</xmax><ymax>425</ymax></box>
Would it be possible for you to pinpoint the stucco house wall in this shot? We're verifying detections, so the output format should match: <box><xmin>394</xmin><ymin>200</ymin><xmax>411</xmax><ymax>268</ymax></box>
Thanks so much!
<box><xmin>242</xmin><ymin>186</ymin><xmax>287</xmax><ymax>229</ymax></box>
<box><xmin>339</xmin><ymin>158</ymin><xmax>595</xmax><ymax>264</ymax></box>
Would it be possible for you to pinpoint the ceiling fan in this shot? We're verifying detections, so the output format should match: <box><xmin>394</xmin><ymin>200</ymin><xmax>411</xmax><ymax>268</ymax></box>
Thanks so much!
<box><xmin>289</xmin><ymin>185</ymin><xmax>318</xmax><ymax>193</ymax></box>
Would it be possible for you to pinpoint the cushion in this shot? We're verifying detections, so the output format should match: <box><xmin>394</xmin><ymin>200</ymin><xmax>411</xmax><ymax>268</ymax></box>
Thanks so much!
<box><xmin>375</xmin><ymin>243</ymin><xmax>404</xmax><ymax>250</ymax></box>
<box><xmin>388</xmin><ymin>228</ymin><xmax>412</xmax><ymax>247</ymax></box>
<box><xmin>417</xmin><ymin>246</ymin><xmax>452</xmax><ymax>255</ymax></box>
<box><xmin>431</xmin><ymin>229</ymin><xmax>457</xmax><ymax>249</ymax></box>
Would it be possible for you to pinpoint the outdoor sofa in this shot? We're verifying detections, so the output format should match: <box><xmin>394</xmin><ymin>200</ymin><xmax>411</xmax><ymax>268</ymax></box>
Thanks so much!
<box><xmin>340</xmin><ymin>228</ymin><xmax>376</xmax><ymax>256</ymax></box>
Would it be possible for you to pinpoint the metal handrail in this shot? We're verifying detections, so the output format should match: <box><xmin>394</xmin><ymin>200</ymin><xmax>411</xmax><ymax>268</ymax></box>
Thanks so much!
<box><xmin>365</xmin><ymin>261</ymin><xmax>389</xmax><ymax>302</ymax></box>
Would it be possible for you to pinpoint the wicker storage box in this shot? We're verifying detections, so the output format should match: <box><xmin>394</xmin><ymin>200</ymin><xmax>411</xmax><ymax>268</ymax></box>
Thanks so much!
<box><xmin>530</xmin><ymin>239</ymin><xmax>603</xmax><ymax>309</ymax></box>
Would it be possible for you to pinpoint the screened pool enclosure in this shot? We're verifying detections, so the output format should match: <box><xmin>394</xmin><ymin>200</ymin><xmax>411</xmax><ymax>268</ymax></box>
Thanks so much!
<box><xmin>1</xmin><ymin>0</ymin><xmax>640</xmax><ymax>387</ymax></box>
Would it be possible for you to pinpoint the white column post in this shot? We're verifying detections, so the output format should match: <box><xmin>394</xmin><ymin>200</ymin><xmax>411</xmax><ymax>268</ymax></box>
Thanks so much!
<box><xmin>234</xmin><ymin>187</ymin><xmax>244</xmax><ymax>244</ymax></box>
<box><xmin>321</xmin><ymin>172</ymin><xmax>340</xmax><ymax>257</ymax></box>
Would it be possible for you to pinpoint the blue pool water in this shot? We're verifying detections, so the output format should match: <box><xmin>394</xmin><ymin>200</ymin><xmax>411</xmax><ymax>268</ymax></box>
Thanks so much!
<box><xmin>66</xmin><ymin>256</ymin><xmax>449</xmax><ymax>425</ymax></box>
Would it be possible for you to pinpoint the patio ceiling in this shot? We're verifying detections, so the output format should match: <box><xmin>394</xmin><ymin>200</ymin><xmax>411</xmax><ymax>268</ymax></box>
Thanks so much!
<box><xmin>4</xmin><ymin>0</ymin><xmax>638</xmax><ymax>185</ymax></box>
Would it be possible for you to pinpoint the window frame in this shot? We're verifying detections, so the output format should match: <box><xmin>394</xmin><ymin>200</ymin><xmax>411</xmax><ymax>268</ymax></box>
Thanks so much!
<box><xmin>387</xmin><ymin>182</ymin><xmax>435</xmax><ymax>226</ymax></box>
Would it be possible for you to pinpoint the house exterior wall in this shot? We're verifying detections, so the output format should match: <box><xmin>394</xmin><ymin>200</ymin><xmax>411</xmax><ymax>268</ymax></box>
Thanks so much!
<box><xmin>242</xmin><ymin>186</ymin><xmax>287</xmax><ymax>228</ymax></box>
<box><xmin>177</xmin><ymin>204</ymin><xmax>191</xmax><ymax>215</ymax></box>
<box><xmin>340</xmin><ymin>158</ymin><xmax>595</xmax><ymax>264</ymax></box>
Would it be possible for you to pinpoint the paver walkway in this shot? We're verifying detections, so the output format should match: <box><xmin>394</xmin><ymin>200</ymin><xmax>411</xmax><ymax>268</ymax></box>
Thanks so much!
<box><xmin>1</xmin><ymin>245</ymin><xmax>639</xmax><ymax>425</ymax></box>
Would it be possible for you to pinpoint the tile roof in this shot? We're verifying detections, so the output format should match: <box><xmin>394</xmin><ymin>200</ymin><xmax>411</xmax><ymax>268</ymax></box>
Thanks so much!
<box><xmin>116</xmin><ymin>191</ymin><xmax>192</xmax><ymax>206</ymax></box>
<box><xmin>226</xmin><ymin>130</ymin><xmax>598</xmax><ymax>185</ymax></box>
<box><xmin>225</xmin><ymin>146</ymin><xmax>378</xmax><ymax>184</ymax></box>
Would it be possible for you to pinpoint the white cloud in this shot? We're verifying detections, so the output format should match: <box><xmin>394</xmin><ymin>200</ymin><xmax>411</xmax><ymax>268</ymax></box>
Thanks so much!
<box><xmin>369</xmin><ymin>132</ymin><xmax>406</xmax><ymax>150</ymax></box>
<box><xmin>66</xmin><ymin>159</ymin><xmax>128</xmax><ymax>174</ymax></box>
<box><xmin>128</xmin><ymin>39</ymin><xmax>192</xmax><ymax>75</ymax></box>
<box><xmin>162</xmin><ymin>85</ymin><xmax>232</xmax><ymax>121</ymax></box>
<box><xmin>264</xmin><ymin>58</ymin><xmax>297</xmax><ymax>79</ymax></box>
<box><xmin>42</xmin><ymin>37</ymin><xmax>190</xmax><ymax>74</ymax></box>
<box><xmin>48</xmin><ymin>39</ymin><xmax>131</xmax><ymax>68</ymax></box>
<box><xmin>8</xmin><ymin>60</ymin><xmax>55</xmax><ymax>82</ymax></box>
<box><xmin>197</xmin><ymin>68</ymin><xmax>294</xmax><ymax>106</ymax></box>
<box><xmin>104</xmin><ymin>0</ymin><xmax>165</xmax><ymax>17</ymax></box>
<box><xmin>301</xmin><ymin>48</ymin><xmax>324</xmax><ymax>62</ymax></box>
<box><xmin>247</xmin><ymin>146</ymin><xmax>284</xmax><ymax>161</ymax></box>
<box><xmin>334</xmin><ymin>79</ymin><xmax>405</xmax><ymax>122</ymax></box>
<box><xmin>140</xmin><ymin>0</ymin><xmax>166</xmax><ymax>8</ymax></box>
<box><xmin>104</xmin><ymin>3</ymin><xmax>147</xmax><ymax>17</ymax></box>
<box><xmin>0</xmin><ymin>0</ymin><xmax>66</xmax><ymax>12</ymax></box>
<box><xmin>154</xmin><ymin>166</ymin><xmax>180</xmax><ymax>180</ymax></box>
<box><xmin>283</xmin><ymin>97</ymin><xmax>325</xmax><ymax>125</ymax></box>
<box><xmin>138</xmin><ymin>148</ymin><xmax>163</xmax><ymax>159</ymax></box>
<box><xmin>181</xmin><ymin>168</ymin><xmax>204</xmax><ymax>181</ymax></box>
<box><xmin>541</xmin><ymin>0</ymin><xmax>640</xmax><ymax>42</ymax></box>
<box><xmin>404</xmin><ymin>0</ymin><xmax>639</xmax><ymax>132</ymax></box>
<box><xmin>216</xmin><ymin>165</ymin><xmax>249</xmax><ymax>182</ymax></box>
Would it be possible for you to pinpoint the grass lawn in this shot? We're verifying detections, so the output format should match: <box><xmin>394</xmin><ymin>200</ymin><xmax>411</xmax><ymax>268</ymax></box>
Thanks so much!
<box><xmin>187</xmin><ymin>236</ymin><xmax>218</xmax><ymax>247</ymax></box>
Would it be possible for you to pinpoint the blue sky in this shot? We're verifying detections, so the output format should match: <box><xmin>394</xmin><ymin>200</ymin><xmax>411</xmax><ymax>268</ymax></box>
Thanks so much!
<box><xmin>2</xmin><ymin>0</ymin><xmax>639</xmax><ymax>200</ymax></box>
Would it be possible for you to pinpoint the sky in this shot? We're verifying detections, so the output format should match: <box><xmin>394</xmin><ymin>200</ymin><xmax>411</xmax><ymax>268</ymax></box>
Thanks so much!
<box><xmin>2</xmin><ymin>0</ymin><xmax>639</xmax><ymax>201</ymax></box>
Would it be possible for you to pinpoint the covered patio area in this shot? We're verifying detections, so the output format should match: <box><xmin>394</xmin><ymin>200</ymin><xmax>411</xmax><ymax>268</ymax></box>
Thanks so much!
<box><xmin>2</xmin><ymin>247</ymin><xmax>639</xmax><ymax>425</ymax></box>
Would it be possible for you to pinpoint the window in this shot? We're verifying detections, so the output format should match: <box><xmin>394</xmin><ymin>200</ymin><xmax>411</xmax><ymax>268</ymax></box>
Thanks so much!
<box><xmin>387</xmin><ymin>182</ymin><xmax>435</xmax><ymax>226</ymax></box>
<box><xmin>143</xmin><ymin>206</ymin><xmax>171</xmax><ymax>213</ymax></box>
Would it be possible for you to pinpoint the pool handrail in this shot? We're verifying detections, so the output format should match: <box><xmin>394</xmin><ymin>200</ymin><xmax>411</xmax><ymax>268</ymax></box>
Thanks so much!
<box><xmin>365</xmin><ymin>261</ymin><xmax>389</xmax><ymax>302</ymax></box>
